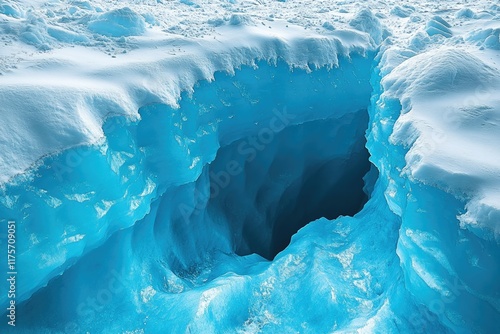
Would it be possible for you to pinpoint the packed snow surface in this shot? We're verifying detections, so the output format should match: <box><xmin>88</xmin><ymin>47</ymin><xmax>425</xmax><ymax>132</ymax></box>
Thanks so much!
<box><xmin>0</xmin><ymin>0</ymin><xmax>499</xmax><ymax>333</ymax></box>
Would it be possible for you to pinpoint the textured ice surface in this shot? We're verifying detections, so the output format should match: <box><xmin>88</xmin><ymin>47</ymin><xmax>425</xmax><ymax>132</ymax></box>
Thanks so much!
<box><xmin>0</xmin><ymin>1</ymin><xmax>499</xmax><ymax>333</ymax></box>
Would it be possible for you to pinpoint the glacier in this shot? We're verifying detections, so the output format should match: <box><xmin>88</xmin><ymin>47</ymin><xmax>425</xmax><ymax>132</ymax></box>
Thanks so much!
<box><xmin>0</xmin><ymin>1</ymin><xmax>499</xmax><ymax>333</ymax></box>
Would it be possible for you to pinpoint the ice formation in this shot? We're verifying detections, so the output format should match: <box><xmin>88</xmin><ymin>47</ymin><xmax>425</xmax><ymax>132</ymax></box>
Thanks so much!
<box><xmin>0</xmin><ymin>1</ymin><xmax>499</xmax><ymax>333</ymax></box>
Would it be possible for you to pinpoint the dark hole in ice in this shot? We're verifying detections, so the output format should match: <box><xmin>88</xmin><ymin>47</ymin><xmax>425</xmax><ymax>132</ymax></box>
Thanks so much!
<box><xmin>139</xmin><ymin>59</ymin><xmax>376</xmax><ymax>271</ymax></box>
<box><xmin>206</xmin><ymin>109</ymin><xmax>373</xmax><ymax>260</ymax></box>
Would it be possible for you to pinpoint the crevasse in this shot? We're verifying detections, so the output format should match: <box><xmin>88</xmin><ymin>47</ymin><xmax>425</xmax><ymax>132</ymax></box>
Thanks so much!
<box><xmin>0</xmin><ymin>48</ymin><xmax>498</xmax><ymax>333</ymax></box>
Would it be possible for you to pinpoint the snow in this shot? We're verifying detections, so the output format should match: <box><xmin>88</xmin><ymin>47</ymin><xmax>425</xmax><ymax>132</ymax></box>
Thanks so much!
<box><xmin>349</xmin><ymin>8</ymin><xmax>389</xmax><ymax>44</ymax></box>
<box><xmin>0</xmin><ymin>0</ymin><xmax>499</xmax><ymax>333</ymax></box>
<box><xmin>88</xmin><ymin>7</ymin><xmax>146</xmax><ymax>37</ymax></box>
<box><xmin>426</xmin><ymin>16</ymin><xmax>453</xmax><ymax>38</ymax></box>
<box><xmin>384</xmin><ymin>47</ymin><xmax>500</xmax><ymax>240</ymax></box>
<box><xmin>0</xmin><ymin>24</ymin><xmax>371</xmax><ymax>185</ymax></box>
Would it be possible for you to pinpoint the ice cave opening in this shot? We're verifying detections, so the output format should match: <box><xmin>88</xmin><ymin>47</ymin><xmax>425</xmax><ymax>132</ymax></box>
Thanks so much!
<box><xmin>205</xmin><ymin>112</ymin><xmax>373</xmax><ymax>260</ymax></box>
<box><xmin>2</xmin><ymin>56</ymin><xmax>387</xmax><ymax>332</ymax></box>
<box><xmin>139</xmin><ymin>57</ymin><xmax>377</xmax><ymax>273</ymax></box>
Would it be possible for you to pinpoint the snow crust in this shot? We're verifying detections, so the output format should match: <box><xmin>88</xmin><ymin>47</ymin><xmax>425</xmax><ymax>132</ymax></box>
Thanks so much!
<box><xmin>0</xmin><ymin>22</ymin><xmax>371</xmax><ymax>185</ymax></box>
<box><xmin>1</xmin><ymin>0</ymin><xmax>499</xmax><ymax>333</ymax></box>
<box><xmin>384</xmin><ymin>47</ymin><xmax>500</xmax><ymax>240</ymax></box>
